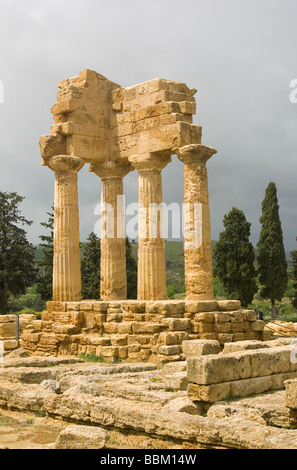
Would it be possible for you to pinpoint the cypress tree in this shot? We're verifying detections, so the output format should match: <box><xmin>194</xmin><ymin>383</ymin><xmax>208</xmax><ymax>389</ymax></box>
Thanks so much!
<box><xmin>81</xmin><ymin>232</ymin><xmax>101</xmax><ymax>300</ymax></box>
<box><xmin>36</xmin><ymin>209</ymin><xmax>54</xmax><ymax>301</ymax></box>
<box><xmin>291</xmin><ymin>237</ymin><xmax>297</xmax><ymax>310</ymax></box>
<box><xmin>214</xmin><ymin>207</ymin><xmax>257</xmax><ymax>307</ymax></box>
<box><xmin>257</xmin><ymin>182</ymin><xmax>288</xmax><ymax>319</ymax></box>
<box><xmin>126</xmin><ymin>237</ymin><xmax>137</xmax><ymax>299</ymax></box>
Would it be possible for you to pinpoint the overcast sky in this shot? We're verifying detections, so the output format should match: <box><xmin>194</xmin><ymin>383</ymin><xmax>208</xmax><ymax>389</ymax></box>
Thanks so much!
<box><xmin>0</xmin><ymin>0</ymin><xmax>296</xmax><ymax>253</ymax></box>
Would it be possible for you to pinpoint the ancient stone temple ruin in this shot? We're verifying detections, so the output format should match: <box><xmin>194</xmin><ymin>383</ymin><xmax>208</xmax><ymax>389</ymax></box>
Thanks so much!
<box><xmin>21</xmin><ymin>69</ymin><xmax>268</xmax><ymax>362</ymax></box>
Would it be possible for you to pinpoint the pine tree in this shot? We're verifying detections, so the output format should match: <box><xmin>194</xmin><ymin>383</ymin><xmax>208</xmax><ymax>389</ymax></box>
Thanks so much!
<box><xmin>0</xmin><ymin>192</ymin><xmax>37</xmax><ymax>314</ymax></box>
<box><xmin>81</xmin><ymin>232</ymin><xmax>101</xmax><ymax>300</ymax></box>
<box><xmin>291</xmin><ymin>237</ymin><xmax>297</xmax><ymax>310</ymax></box>
<box><xmin>36</xmin><ymin>209</ymin><xmax>54</xmax><ymax>301</ymax></box>
<box><xmin>126</xmin><ymin>237</ymin><xmax>137</xmax><ymax>299</ymax></box>
<box><xmin>214</xmin><ymin>207</ymin><xmax>257</xmax><ymax>307</ymax></box>
<box><xmin>257</xmin><ymin>182</ymin><xmax>288</xmax><ymax>319</ymax></box>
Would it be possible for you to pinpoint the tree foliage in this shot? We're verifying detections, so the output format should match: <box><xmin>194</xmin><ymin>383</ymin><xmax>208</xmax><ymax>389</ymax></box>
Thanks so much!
<box><xmin>257</xmin><ymin>182</ymin><xmax>288</xmax><ymax>319</ymax></box>
<box><xmin>214</xmin><ymin>207</ymin><xmax>257</xmax><ymax>307</ymax></box>
<box><xmin>81</xmin><ymin>232</ymin><xmax>101</xmax><ymax>300</ymax></box>
<box><xmin>126</xmin><ymin>237</ymin><xmax>137</xmax><ymax>299</ymax></box>
<box><xmin>0</xmin><ymin>192</ymin><xmax>36</xmax><ymax>314</ymax></box>
<box><xmin>36</xmin><ymin>209</ymin><xmax>54</xmax><ymax>302</ymax></box>
<box><xmin>290</xmin><ymin>237</ymin><xmax>297</xmax><ymax>310</ymax></box>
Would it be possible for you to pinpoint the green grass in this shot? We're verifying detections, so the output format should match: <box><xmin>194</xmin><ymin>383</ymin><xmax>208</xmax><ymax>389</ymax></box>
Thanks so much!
<box><xmin>79</xmin><ymin>353</ymin><xmax>105</xmax><ymax>363</ymax></box>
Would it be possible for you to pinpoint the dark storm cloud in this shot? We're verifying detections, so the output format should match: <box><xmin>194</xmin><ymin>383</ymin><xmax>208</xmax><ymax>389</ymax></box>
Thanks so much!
<box><xmin>0</xmin><ymin>0</ymin><xmax>296</xmax><ymax>252</ymax></box>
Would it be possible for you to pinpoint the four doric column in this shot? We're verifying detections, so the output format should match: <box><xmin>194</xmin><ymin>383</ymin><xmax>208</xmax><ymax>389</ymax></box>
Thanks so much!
<box><xmin>45</xmin><ymin>155</ymin><xmax>84</xmax><ymax>302</ymax></box>
<box><xmin>44</xmin><ymin>147</ymin><xmax>216</xmax><ymax>302</ymax></box>
<box><xmin>128</xmin><ymin>153</ymin><xmax>171</xmax><ymax>300</ymax></box>
<box><xmin>89</xmin><ymin>161</ymin><xmax>133</xmax><ymax>300</ymax></box>
<box><xmin>176</xmin><ymin>144</ymin><xmax>217</xmax><ymax>301</ymax></box>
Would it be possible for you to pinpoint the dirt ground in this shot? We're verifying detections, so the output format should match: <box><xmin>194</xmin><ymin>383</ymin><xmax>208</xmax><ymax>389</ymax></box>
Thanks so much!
<box><xmin>0</xmin><ymin>408</ymin><xmax>199</xmax><ymax>450</ymax></box>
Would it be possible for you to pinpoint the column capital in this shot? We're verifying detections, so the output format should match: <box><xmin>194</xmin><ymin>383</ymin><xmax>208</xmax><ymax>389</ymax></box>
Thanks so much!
<box><xmin>89</xmin><ymin>160</ymin><xmax>133</xmax><ymax>179</ymax></box>
<box><xmin>175</xmin><ymin>144</ymin><xmax>217</xmax><ymax>165</ymax></box>
<box><xmin>128</xmin><ymin>153</ymin><xmax>171</xmax><ymax>172</ymax></box>
<box><xmin>42</xmin><ymin>155</ymin><xmax>84</xmax><ymax>174</ymax></box>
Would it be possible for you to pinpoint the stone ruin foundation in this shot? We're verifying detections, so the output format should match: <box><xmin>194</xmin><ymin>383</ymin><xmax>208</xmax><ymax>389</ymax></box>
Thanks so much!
<box><xmin>21</xmin><ymin>300</ymin><xmax>269</xmax><ymax>363</ymax></box>
<box><xmin>3</xmin><ymin>69</ymin><xmax>297</xmax><ymax>449</ymax></box>
<box><xmin>19</xmin><ymin>68</ymin><xmax>272</xmax><ymax>361</ymax></box>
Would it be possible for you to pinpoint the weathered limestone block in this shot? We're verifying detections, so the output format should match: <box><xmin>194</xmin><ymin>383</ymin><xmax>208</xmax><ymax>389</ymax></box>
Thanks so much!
<box><xmin>187</xmin><ymin>352</ymin><xmax>252</xmax><ymax>385</ymax></box>
<box><xmin>193</xmin><ymin>312</ymin><xmax>214</xmax><ymax>322</ymax></box>
<box><xmin>164</xmin><ymin>372</ymin><xmax>188</xmax><ymax>391</ymax></box>
<box><xmin>285</xmin><ymin>379</ymin><xmax>297</xmax><ymax>426</ymax></box>
<box><xmin>222</xmin><ymin>340</ymin><xmax>270</xmax><ymax>354</ymax></box>
<box><xmin>216</xmin><ymin>333</ymin><xmax>234</xmax><ymax>344</ymax></box>
<box><xmin>3</xmin><ymin>339</ymin><xmax>18</xmax><ymax>351</ymax></box>
<box><xmin>0</xmin><ymin>315</ymin><xmax>16</xmax><ymax>323</ymax></box>
<box><xmin>251</xmin><ymin>320</ymin><xmax>266</xmax><ymax>332</ymax></box>
<box><xmin>250</xmin><ymin>346</ymin><xmax>296</xmax><ymax>377</ymax></box>
<box><xmin>187</xmin><ymin>382</ymin><xmax>231</xmax><ymax>403</ymax></box>
<box><xmin>158</xmin><ymin>345</ymin><xmax>181</xmax><ymax>356</ymax></box>
<box><xmin>217</xmin><ymin>300</ymin><xmax>241</xmax><ymax>311</ymax></box>
<box><xmin>132</xmin><ymin>322</ymin><xmax>164</xmax><ymax>335</ymax></box>
<box><xmin>157</xmin><ymin>332</ymin><xmax>179</xmax><ymax>345</ymax></box>
<box><xmin>182</xmin><ymin>339</ymin><xmax>221</xmax><ymax>357</ymax></box>
<box><xmin>233</xmin><ymin>333</ymin><xmax>246</xmax><ymax>342</ymax></box>
<box><xmin>52</xmin><ymin>324</ymin><xmax>80</xmax><ymax>335</ymax></box>
<box><xmin>162</xmin><ymin>361</ymin><xmax>187</xmax><ymax>379</ymax></box>
<box><xmin>46</xmin><ymin>302</ymin><xmax>68</xmax><ymax>313</ymax></box>
<box><xmin>185</xmin><ymin>300</ymin><xmax>218</xmax><ymax>313</ymax></box>
<box><xmin>162</xmin><ymin>397</ymin><xmax>202</xmax><ymax>415</ymax></box>
<box><xmin>0</xmin><ymin>322</ymin><xmax>16</xmax><ymax>338</ymax></box>
<box><xmin>162</xmin><ymin>318</ymin><xmax>192</xmax><ymax>332</ymax></box>
<box><xmin>55</xmin><ymin>424</ymin><xmax>107</xmax><ymax>449</ymax></box>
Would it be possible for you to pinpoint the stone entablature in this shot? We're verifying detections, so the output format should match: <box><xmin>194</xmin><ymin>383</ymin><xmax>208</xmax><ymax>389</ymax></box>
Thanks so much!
<box><xmin>20</xmin><ymin>300</ymin><xmax>269</xmax><ymax>364</ymax></box>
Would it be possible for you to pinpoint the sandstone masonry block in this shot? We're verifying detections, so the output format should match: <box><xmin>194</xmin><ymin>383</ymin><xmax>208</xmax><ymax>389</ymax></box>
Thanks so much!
<box><xmin>182</xmin><ymin>339</ymin><xmax>221</xmax><ymax>357</ymax></box>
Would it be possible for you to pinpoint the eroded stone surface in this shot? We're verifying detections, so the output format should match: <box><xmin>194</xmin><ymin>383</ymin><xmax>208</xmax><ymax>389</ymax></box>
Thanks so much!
<box><xmin>0</xmin><ymin>351</ymin><xmax>297</xmax><ymax>449</ymax></box>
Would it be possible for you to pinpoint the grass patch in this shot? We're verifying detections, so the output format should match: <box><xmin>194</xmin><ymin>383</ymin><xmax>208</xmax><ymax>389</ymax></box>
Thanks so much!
<box><xmin>79</xmin><ymin>353</ymin><xmax>105</xmax><ymax>363</ymax></box>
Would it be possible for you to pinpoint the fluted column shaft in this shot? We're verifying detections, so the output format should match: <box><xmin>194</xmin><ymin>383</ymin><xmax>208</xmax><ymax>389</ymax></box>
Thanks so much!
<box><xmin>45</xmin><ymin>155</ymin><xmax>84</xmax><ymax>302</ymax></box>
<box><xmin>176</xmin><ymin>144</ymin><xmax>217</xmax><ymax>301</ymax></box>
<box><xmin>129</xmin><ymin>153</ymin><xmax>171</xmax><ymax>300</ymax></box>
<box><xmin>90</xmin><ymin>161</ymin><xmax>132</xmax><ymax>300</ymax></box>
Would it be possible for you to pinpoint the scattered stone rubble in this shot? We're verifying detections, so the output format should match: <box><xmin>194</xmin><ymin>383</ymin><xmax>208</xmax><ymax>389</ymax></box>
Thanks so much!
<box><xmin>0</xmin><ymin>337</ymin><xmax>297</xmax><ymax>449</ymax></box>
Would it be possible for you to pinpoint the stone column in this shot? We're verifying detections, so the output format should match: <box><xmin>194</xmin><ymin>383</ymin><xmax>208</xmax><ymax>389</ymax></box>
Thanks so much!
<box><xmin>176</xmin><ymin>144</ymin><xmax>217</xmax><ymax>301</ymax></box>
<box><xmin>89</xmin><ymin>160</ymin><xmax>133</xmax><ymax>300</ymax></box>
<box><xmin>128</xmin><ymin>153</ymin><xmax>171</xmax><ymax>300</ymax></box>
<box><xmin>43</xmin><ymin>155</ymin><xmax>84</xmax><ymax>302</ymax></box>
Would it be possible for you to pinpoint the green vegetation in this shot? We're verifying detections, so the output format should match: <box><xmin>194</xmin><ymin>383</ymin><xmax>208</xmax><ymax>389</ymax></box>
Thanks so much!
<box><xmin>36</xmin><ymin>209</ymin><xmax>54</xmax><ymax>302</ymax></box>
<box><xmin>79</xmin><ymin>353</ymin><xmax>105</xmax><ymax>362</ymax></box>
<box><xmin>78</xmin><ymin>352</ymin><xmax>122</xmax><ymax>364</ymax></box>
<box><xmin>213</xmin><ymin>207</ymin><xmax>257</xmax><ymax>307</ymax></box>
<box><xmin>126</xmin><ymin>237</ymin><xmax>137</xmax><ymax>299</ymax></box>
<box><xmin>0</xmin><ymin>192</ymin><xmax>37</xmax><ymax>314</ymax></box>
<box><xmin>257</xmin><ymin>182</ymin><xmax>288</xmax><ymax>319</ymax></box>
<box><xmin>81</xmin><ymin>232</ymin><xmax>101</xmax><ymax>300</ymax></box>
<box><xmin>290</xmin><ymin>238</ymin><xmax>297</xmax><ymax>310</ymax></box>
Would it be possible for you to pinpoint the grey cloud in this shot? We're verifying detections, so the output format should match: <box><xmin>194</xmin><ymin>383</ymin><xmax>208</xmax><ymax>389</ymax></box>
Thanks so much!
<box><xmin>0</xmin><ymin>0</ymin><xmax>296</xmax><ymax>253</ymax></box>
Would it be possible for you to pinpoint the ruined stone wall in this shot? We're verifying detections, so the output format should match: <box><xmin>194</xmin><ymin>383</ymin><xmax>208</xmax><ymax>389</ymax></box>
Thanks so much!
<box><xmin>20</xmin><ymin>300</ymin><xmax>270</xmax><ymax>364</ymax></box>
<box><xmin>0</xmin><ymin>314</ymin><xmax>36</xmax><ymax>353</ymax></box>
<box><xmin>187</xmin><ymin>342</ymin><xmax>297</xmax><ymax>403</ymax></box>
